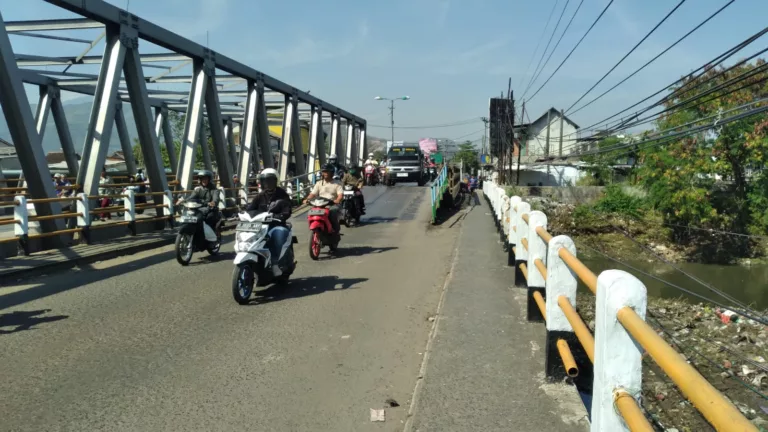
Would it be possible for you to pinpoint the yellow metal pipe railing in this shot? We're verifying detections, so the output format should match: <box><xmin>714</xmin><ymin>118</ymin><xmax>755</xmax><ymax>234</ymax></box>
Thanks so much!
<box><xmin>557</xmin><ymin>295</ymin><xmax>595</xmax><ymax>364</ymax></box>
<box><xmin>617</xmin><ymin>307</ymin><xmax>757</xmax><ymax>431</ymax></box>
<box><xmin>614</xmin><ymin>389</ymin><xmax>654</xmax><ymax>432</ymax></box>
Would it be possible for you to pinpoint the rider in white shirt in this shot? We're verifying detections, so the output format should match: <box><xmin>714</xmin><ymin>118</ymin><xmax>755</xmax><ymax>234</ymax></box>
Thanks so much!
<box><xmin>363</xmin><ymin>153</ymin><xmax>379</xmax><ymax>167</ymax></box>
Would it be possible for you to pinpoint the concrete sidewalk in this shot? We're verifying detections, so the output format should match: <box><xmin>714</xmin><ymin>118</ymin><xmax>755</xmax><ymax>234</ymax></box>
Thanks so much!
<box><xmin>407</xmin><ymin>191</ymin><xmax>589</xmax><ymax>431</ymax></box>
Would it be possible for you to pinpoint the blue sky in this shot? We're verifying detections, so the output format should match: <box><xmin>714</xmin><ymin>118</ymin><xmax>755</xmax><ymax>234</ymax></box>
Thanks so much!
<box><xmin>3</xmin><ymin>0</ymin><xmax>768</xmax><ymax>147</ymax></box>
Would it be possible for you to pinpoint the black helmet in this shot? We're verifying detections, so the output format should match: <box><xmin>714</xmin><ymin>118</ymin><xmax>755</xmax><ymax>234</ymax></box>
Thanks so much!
<box><xmin>321</xmin><ymin>163</ymin><xmax>335</xmax><ymax>173</ymax></box>
<box><xmin>197</xmin><ymin>170</ymin><xmax>214</xmax><ymax>180</ymax></box>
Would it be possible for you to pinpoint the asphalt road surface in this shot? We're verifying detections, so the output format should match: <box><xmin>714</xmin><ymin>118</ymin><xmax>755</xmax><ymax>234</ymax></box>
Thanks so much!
<box><xmin>0</xmin><ymin>184</ymin><xmax>459</xmax><ymax>432</ymax></box>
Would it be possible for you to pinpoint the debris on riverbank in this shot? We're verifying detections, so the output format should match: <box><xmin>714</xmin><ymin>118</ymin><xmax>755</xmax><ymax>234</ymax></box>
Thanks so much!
<box><xmin>576</xmin><ymin>294</ymin><xmax>768</xmax><ymax>431</ymax></box>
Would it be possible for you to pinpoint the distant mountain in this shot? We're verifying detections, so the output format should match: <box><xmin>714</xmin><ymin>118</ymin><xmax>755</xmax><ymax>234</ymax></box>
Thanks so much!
<box><xmin>0</xmin><ymin>99</ymin><xmax>138</xmax><ymax>154</ymax></box>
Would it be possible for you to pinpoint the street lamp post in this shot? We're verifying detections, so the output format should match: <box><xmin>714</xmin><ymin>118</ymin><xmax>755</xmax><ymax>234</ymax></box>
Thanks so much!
<box><xmin>374</xmin><ymin>96</ymin><xmax>410</xmax><ymax>147</ymax></box>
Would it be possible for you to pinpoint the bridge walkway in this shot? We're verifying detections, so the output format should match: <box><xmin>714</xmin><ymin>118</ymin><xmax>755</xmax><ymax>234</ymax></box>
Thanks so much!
<box><xmin>408</xmin><ymin>191</ymin><xmax>589</xmax><ymax>431</ymax></box>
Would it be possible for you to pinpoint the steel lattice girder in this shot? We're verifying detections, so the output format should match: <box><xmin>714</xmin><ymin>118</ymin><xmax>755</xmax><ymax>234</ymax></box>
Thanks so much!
<box><xmin>0</xmin><ymin>0</ymin><xmax>367</xmax><ymax>231</ymax></box>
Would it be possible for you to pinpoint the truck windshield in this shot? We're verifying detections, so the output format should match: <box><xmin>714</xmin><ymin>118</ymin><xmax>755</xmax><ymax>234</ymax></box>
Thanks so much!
<box><xmin>388</xmin><ymin>155</ymin><xmax>420</xmax><ymax>162</ymax></box>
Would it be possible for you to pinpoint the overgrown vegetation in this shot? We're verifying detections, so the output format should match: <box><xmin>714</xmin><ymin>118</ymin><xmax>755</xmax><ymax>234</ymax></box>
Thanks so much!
<box><xmin>561</xmin><ymin>60</ymin><xmax>768</xmax><ymax>263</ymax></box>
<box><xmin>131</xmin><ymin>111</ymin><xmax>217</xmax><ymax>170</ymax></box>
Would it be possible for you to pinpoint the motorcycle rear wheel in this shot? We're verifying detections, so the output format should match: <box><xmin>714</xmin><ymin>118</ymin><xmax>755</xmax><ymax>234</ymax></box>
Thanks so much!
<box><xmin>175</xmin><ymin>233</ymin><xmax>193</xmax><ymax>266</ymax></box>
<box><xmin>232</xmin><ymin>264</ymin><xmax>256</xmax><ymax>305</ymax></box>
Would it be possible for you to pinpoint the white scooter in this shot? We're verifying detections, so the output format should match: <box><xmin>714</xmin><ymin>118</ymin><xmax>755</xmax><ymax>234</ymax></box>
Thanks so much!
<box><xmin>231</xmin><ymin>211</ymin><xmax>298</xmax><ymax>305</ymax></box>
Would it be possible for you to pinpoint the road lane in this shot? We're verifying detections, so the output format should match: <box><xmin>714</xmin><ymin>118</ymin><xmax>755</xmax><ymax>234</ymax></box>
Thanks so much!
<box><xmin>0</xmin><ymin>184</ymin><xmax>458</xmax><ymax>432</ymax></box>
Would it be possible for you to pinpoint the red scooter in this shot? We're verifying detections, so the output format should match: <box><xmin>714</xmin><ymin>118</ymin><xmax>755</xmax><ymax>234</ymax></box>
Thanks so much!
<box><xmin>307</xmin><ymin>197</ymin><xmax>341</xmax><ymax>260</ymax></box>
<box><xmin>363</xmin><ymin>164</ymin><xmax>378</xmax><ymax>186</ymax></box>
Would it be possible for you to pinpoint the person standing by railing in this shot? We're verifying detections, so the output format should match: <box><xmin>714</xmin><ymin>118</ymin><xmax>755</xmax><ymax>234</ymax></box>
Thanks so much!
<box><xmin>97</xmin><ymin>168</ymin><xmax>115</xmax><ymax>220</ymax></box>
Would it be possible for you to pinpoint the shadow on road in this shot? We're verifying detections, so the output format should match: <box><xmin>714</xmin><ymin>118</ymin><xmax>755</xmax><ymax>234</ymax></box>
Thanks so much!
<box><xmin>247</xmin><ymin>276</ymin><xmax>368</xmax><ymax>306</ymax></box>
<box><xmin>360</xmin><ymin>217</ymin><xmax>397</xmax><ymax>225</ymax></box>
<box><xmin>0</xmin><ymin>309</ymin><xmax>69</xmax><ymax>335</ymax></box>
<box><xmin>337</xmin><ymin>246</ymin><xmax>398</xmax><ymax>257</ymax></box>
<box><xmin>192</xmin><ymin>251</ymin><xmax>236</xmax><ymax>265</ymax></box>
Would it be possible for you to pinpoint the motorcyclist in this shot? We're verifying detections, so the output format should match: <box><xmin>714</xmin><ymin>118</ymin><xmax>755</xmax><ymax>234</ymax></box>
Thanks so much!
<box><xmin>178</xmin><ymin>170</ymin><xmax>220</xmax><ymax>231</ymax></box>
<box><xmin>246</xmin><ymin>168</ymin><xmax>292</xmax><ymax>277</ymax></box>
<box><xmin>341</xmin><ymin>164</ymin><xmax>366</xmax><ymax>215</ymax></box>
<box><xmin>303</xmin><ymin>163</ymin><xmax>343</xmax><ymax>233</ymax></box>
<box><xmin>328</xmin><ymin>154</ymin><xmax>345</xmax><ymax>178</ymax></box>
<box><xmin>363</xmin><ymin>153</ymin><xmax>379</xmax><ymax>167</ymax></box>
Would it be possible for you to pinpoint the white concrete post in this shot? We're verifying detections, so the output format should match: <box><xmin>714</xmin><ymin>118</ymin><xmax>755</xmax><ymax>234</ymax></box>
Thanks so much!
<box><xmin>14</xmin><ymin>195</ymin><xmax>28</xmax><ymax>237</ymax></box>
<box><xmin>526</xmin><ymin>210</ymin><xmax>548</xmax><ymax>322</ymax></box>
<box><xmin>592</xmin><ymin>270</ymin><xmax>647</xmax><ymax>432</ymax></box>
<box><xmin>75</xmin><ymin>193</ymin><xmax>90</xmax><ymax>227</ymax></box>
<box><xmin>514</xmin><ymin>201</ymin><xmax>531</xmax><ymax>288</ymax></box>
<box><xmin>124</xmin><ymin>188</ymin><xmax>136</xmax><ymax>222</ymax></box>
<box><xmin>507</xmin><ymin>195</ymin><xmax>522</xmax><ymax>266</ymax></box>
<box><xmin>163</xmin><ymin>190</ymin><xmax>174</xmax><ymax>217</ymax></box>
<box><xmin>545</xmin><ymin>235</ymin><xmax>580</xmax><ymax>379</ymax></box>
<box><xmin>501</xmin><ymin>195</ymin><xmax>510</xmax><ymax>244</ymax></box>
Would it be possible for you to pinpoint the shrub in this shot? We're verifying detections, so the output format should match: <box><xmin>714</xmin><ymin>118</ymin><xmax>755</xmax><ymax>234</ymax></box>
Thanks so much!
<box><xmin>593</xmin><ymin>184</ymin><xmax>646</xmax><ymax>219</ymax></box>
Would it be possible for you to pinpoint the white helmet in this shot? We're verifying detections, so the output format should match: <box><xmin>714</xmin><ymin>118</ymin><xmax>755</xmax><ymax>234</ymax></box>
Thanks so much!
<box><xmin>259</xmin><ymin>167</ymin><xmax>278</xmax><ymax>180</ymax></box>
<box><xmin>368</xmin><ymin>153</ymin><xmax>374</xmax><ymax>158</ymax></box>
<box><xmin>329</xmin><ymin>154</ymin><xmax>338</xmax><ymax>162</ymax></box>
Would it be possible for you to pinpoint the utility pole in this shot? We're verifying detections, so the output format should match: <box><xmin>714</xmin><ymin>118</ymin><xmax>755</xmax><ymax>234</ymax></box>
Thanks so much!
<box><xmin>517</xmin><ymin>102</ymin><xmax>525</xmax><ymax>186</ymax></box>
<box><xmin>389</xmin><ymin>100</ymin><xmax>395</xmax><ymax>146</ymax></box>
<box><xmin>545</xmin><ymin>109</ymin><xmax>552</xmax><ymax>181</ymax></box>
<box><xmin>559</xmin><ymin>109</ymin><xmax>565</xmax><ymax>157</ymax></box>
<box><xmin>509</xmin><ymin>90</ymin><xmax>514</xmax><ymax>185</ymax></box>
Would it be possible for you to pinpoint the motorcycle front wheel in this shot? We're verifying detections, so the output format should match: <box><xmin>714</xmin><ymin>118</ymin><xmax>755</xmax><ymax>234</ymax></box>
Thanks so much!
<box><xmin>175</xmin><ymin>232</ymin><xmax>193</xmax><ymax>266</ymax></box>
<box><xmin>232</xmin><ymin>263</ymin><xmax>256</xmax><ymax>305</ymax></box>
<box><xmin>309</xmin><ymin>229</ymin><xmax>322</xmax><ymax>261</ymax></box>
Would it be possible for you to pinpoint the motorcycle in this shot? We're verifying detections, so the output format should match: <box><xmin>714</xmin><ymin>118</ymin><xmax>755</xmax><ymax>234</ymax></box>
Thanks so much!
<box><xmin>307</xmin><ymin>197</ymin><xmax>340</xmax><ymax>260</ymax></box>
<box><xmin>340</xmin><ymin>184</ymin><xmax>360</xmax><ymax>227</ymax></box>
<box><xmin>363</xmin><ymin>164</ymin><xmax>378</xmax><ymax>186</ymax></box>
<box><xmin>231</xmin><ymin>211</ymin><xmax>299</xmax><ymax>305</ymax></box>
<box><xmin>429</xmin><ymin>167</ymin><xmax>437</xmax><ymax>182</ymax></box>
<box><xmin>175</xmin><ymin>200</ymin><xmax>222</xmax><ymax>265</ymax></box>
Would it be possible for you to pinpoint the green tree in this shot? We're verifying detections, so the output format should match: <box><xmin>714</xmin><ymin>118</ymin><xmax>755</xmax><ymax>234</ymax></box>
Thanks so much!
<box><xmin>372</xmin><ymin>150</ymin><xmax>386</xmax><ymax>161</ymax></box>
<box><xmin>453</xmin><ymin>141</ymin><xmax>480</xmax><ymax>172</ymax></box>
<box><xmin>636</xmin><ymin>59</ymin><xmax>768</xmax><ymax>258</ymax></box>
<box><xmin>131</xmin><ymin>111</ymin><xmax>215</xmax><ymax>171</ymax></box>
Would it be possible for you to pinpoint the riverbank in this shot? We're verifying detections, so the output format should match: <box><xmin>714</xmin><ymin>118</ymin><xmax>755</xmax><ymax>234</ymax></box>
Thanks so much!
<box><xmin>519</xmin><ymin>194</ymin><xmax>768</xmax><ymax>266</ymax></box>
<box><xmin>576</xmin><ymin>294</ymin><xmax>768</xmax><ymax>431</ymax></box>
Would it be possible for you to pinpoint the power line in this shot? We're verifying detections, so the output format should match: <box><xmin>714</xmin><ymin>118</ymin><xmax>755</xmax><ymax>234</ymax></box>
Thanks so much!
<box><xmin>522</xmin><ymin>0</ymin><xmax>571</xmax><ymax>100</ymax></box>
<box><xmin>526</xmin><ymin>0</ymin><xmax>614</xmax><ymax>104</ymax></box>
<box><xmin>524</xmin><ymin>0</ymin><xmax>585</xmax><ymax>101</ymax></box>
<box><xmin>517</xmin><ymin>0</ymin><xmax>561</xmax><ymax>92</ymax></box>
<box><xmin>560</xmin><ymin>26</ymin><xmax>768</xmax><ymax>139</ymax></box>
<box><xmin>564</xmin><ymin>0</ymin><xmax>688</xmax><ymax>114</ymax></box>
<box><xmin>567</xmin><ymin>0</ymin><xmax>736</xmax><ymax>116</ymax></box>
<box><xmin>555</xmin><ymin>67</ymin><xmax>768</xmax><ymax>156</ymax></box>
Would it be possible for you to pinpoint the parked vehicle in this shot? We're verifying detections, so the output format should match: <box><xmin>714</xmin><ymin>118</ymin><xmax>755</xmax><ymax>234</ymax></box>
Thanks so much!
<box><xmin>175</xmin><ymin>201</ymin><xmax>222</xmax><ymax>265</ymax></box>
<box><xmin>307</xmin><ymin>197</ymin><xmax>340</xmax><ymax>260</ymax></box>
<box><xmin>231</xmin><ymin>211</ymin><xmax>298</xmax><ymax>305</ymax></box>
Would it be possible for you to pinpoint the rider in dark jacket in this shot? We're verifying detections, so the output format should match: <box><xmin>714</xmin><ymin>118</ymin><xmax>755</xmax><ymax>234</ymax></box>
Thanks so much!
<box><xmin>245</xmin><ymin>168</ymin><xmax>293</xmax><ymax>276</ymax></box>
<box><xmin>182</xmin><ymin>170</ymin><xmax>220</xmax><ymax>229</ymax></box>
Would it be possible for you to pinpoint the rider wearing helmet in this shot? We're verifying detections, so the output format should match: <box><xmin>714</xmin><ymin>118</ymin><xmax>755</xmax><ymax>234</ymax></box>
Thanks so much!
<box><xmin>181</xmin><ymin>170</ymin><xmax>221</xmax><ymax>230</ymax></box>
<box><xmin>328</xmin><ymin>154</ymin><xmax>345</xmax><ymax>178</ymax></box>
<box><xmin>342</xmin><ymin>163</ymin><xmax>366</xmax><ymax>215</ymax></box>
<box><xmin>246</xmin><ymin>168</ymin><xmax>293</xmax><ymax>276</ymax></box>
<box><xmin>363</xmin><ymin>153</ymin><xmax>379</xmax><ymax>167</ymax></box>
<box><xmin>304</xmin><ymin>163</ymin><xmax>343</xmax><ymax>233</ymax></box>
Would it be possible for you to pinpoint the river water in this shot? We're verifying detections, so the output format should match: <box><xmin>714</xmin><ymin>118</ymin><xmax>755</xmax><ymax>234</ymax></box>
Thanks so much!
<box><xmin>579</xmin><ymin>257</ymin><xmax>768</xmax><ymax>310</ymax></box>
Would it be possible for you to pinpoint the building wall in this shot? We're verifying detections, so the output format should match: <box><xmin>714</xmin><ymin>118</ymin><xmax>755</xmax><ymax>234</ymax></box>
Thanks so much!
<box><xmin>515</xmin><ymin>165</ymin><xmax>585</xmax><ymax>187</ymax></box>
<box><xmin>524</xmin><ymin>112</ymin><xmax>579</xmax><ymax>158</ymax></box>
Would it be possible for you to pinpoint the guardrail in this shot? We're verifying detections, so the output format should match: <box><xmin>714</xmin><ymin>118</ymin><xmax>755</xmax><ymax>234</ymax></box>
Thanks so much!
<box><xmin>0</xmin><ymin>190</ymin><xmax>175</xmax><ymax>254</ymax></box>
<box><xmin>482</xmin><ymin>180</ymin><xmax>758</xmax><ymax>432</ymax></box>
<box><xmin>429</xmin><ymin>165</ymin><xmax>449</xmax><ymax>223</ymax></box>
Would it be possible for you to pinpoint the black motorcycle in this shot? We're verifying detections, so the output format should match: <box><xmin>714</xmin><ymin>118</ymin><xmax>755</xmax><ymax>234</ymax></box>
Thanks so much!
<box><xmin>340</xmin><ymin>184</ymin><xmax>361</xmax><ymax>227</ymax></box>
<box><xmin>175</xmin><ymin>200</ymin><xmax>222</xmax><ymax>266</ymax></box>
